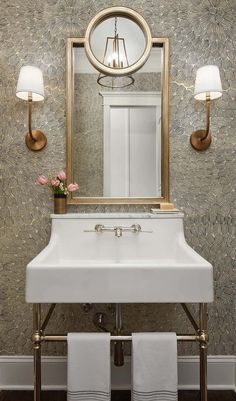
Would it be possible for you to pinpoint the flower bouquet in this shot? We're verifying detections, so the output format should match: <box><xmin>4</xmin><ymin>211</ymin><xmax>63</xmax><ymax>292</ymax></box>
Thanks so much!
<box><xmin>36</xmin><ymin>170</ymin><xmax>79</xmax><ymax>214</ymax></box>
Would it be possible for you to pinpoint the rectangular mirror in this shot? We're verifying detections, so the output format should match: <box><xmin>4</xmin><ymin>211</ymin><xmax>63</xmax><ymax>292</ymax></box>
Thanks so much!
<box><xmin>66</xmin><ymin>37</ymin><xmax>169</xmax><ymax>205</ymax></box>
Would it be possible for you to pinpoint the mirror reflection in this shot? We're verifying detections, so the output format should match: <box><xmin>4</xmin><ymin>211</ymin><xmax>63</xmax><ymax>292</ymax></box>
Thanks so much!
<box><xmin>90</xmin><ymin>16</ymin><xmax>146</xmax><ymax>69</ymax></box>
<box><xmin>72</xmin><ymin>43</ymin><xmax>163</xmax><ymax>198</ymax></box>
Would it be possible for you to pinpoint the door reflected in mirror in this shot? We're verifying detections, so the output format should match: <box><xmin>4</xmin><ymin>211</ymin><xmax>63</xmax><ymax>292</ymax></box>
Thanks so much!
<box><xmin>102</xmin><ymin>96</ymin><xmax>161</xmax><ymax>197</ymax></box>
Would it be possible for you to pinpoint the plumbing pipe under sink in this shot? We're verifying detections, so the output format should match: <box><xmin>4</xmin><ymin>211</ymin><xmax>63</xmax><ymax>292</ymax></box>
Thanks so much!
<box><xmin>93</xmin><ymin>304</ymin><xmax>125</xmax><ymax>367</ymax></box>
<box><xmin>114</xmin><ymin>304</ymin><xmax>124</xmax><ymax>367</ymax></box>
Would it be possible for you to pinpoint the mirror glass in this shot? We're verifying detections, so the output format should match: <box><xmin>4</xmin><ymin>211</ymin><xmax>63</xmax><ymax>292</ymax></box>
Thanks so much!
<box><xmin>67</xmin><ymin>34</ymin><xmax>168</xmax><ymax>204</ymax></box>
<box><xmin>72</xmin><ymin>42</ymin><xmax>163</xmax><ymax>198</ymax></box>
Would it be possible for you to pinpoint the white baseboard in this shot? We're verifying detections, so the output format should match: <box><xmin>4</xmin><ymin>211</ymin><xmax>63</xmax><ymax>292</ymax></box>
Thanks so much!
<box><xmin>0</xmin><ymin>355</ymin><xmax>235</xmax><ymax>391</ymax></box>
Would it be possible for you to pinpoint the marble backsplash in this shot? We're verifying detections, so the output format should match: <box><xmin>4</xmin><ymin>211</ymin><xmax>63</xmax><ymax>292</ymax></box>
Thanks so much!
<box><xmin>0</xmin><ymin>0</ymin><xmax>235</xmax><ymax>356</ymax></box>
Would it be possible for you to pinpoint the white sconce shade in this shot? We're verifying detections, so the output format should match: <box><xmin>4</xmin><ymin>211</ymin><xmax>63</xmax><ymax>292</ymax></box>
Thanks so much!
<box><xmin>16</xmin><ymin>65</ymin><xmax>44</xmax><ymax>101</ymax></box>
<box><xmin>194</xmin><ymin>65</ymin><xmax>222</xmax><ymax>101</ymax></box>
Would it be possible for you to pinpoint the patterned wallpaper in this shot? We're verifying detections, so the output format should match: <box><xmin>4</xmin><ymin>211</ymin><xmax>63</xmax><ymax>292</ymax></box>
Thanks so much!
<box><xmin>0</xmin><ymin>0</ymin><xmax>235</xmax><ymax>356</ymax></box>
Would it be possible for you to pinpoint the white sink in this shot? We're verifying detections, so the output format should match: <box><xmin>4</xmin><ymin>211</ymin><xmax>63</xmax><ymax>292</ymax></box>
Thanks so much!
<box><xmin>25</xmin><ymin>213</ymin><xmax>213</xmax><ymax>303</ymax></box>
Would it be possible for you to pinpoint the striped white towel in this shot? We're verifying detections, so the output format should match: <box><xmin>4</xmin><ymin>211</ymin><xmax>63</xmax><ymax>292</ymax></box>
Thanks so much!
<box><xmin>67</xmin><ymin>333</ymin><xmax>111</xmax><ymax>401</ymax></box>
<box><xmin>132</xmin><ymin>333</ymin><xmax>178</xmax><ymax>401</ymax></box>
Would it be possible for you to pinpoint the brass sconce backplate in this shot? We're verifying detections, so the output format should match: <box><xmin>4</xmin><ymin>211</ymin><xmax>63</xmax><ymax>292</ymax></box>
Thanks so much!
<box><xmin>25</xmin><ymin>130</ymin><xmax>47</xmax><ymax>151</ymax></box>
<box><xmin>190</xmin><ymin>129</ymin><xmax>212</xmax><ymax>151</ymax></box>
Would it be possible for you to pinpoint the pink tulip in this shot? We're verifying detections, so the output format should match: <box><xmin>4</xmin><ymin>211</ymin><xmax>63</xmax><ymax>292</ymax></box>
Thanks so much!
<box><xmin>57</xmin><ymin>170</ymin><xmax>66</xmax><ymax>180</ymax></box>
<box><xmin>68</xmin><ymin>183</ymin><xmax>79</xmax><ymax>192</ymax></box>
<box><xmin>51</xmin><ymin>177</ymin><xmax>60</xmax><ymax>187</ymax></box>
<box><xmin>35</xmin><ymin>175</ymin><xmax>48</xmax><ymax>185</ymax></box>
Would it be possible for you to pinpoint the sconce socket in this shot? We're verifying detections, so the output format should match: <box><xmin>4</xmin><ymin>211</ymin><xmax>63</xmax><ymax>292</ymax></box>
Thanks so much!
<box><xmin>190</xmin><ymin>129</ymin><xmax>211</xmax><ymax>151</ymax></box>
<box><xmin>25</xmin><ymin>130</ymin><xmax>47</xmax><ymax>151</ymax></box>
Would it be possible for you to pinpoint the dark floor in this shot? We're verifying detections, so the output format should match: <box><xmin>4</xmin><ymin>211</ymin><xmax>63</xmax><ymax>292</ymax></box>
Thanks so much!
<box><xmin>0</xmin><ymin>391</ymin><xmax>235</xmax><ymax>401</ymax></box>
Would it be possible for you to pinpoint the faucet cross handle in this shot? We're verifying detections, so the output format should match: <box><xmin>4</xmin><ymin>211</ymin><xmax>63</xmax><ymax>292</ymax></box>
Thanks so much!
<box><xmin>131</xmin><ymin>224</ymin><xmax>141</xmax><ymax>233</ymax></box>
<box><xmin>94</xmin><ymin>224</ymin><xmax>105</xmax><ymax>233</ymax></box>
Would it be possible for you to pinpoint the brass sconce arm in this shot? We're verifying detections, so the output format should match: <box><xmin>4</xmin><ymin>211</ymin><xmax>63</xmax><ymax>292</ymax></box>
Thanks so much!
<box><xmin>205</xmin><ymin>96</ymin><xmax>210</xmax><ymax>137</ymax></box>
<box><xmin>25</xmin><ymin>92</ymin><xmax>47</xmax><ymax>151</ymax></box>
<box><xmin>190</xmin><ymin>95</ymin><xmax>212</xmax><ymax>151</ymax></box>
<box><xmin>28</xmin><ymin>93</ymin><xmax>35</xmax><ymax>142</ymax></box>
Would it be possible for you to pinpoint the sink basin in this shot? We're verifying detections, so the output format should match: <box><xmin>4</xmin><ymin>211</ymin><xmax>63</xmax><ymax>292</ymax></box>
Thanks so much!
<box><xmin>25</xmin><ymin>213</ymin><xmax>213</xmax><ymax>303</ymax></box>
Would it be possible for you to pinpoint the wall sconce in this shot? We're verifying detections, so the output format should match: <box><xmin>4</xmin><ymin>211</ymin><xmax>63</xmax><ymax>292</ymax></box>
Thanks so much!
<box><xmin>190</xmin><ymin>65</ymin><xmax>222</xmax><ymax>151</ymax></box>
<box><xmin>16</xmin><ymin>65</ymin><xmax>47</xmax><ymax>151</ymax></box>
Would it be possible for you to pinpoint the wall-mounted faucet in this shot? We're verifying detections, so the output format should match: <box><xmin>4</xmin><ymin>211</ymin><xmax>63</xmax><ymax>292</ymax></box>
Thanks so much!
<box><xmin>85</xmin><ymin>223</ymin><xmax>152</xmax><ymax>237</ymax></box>
<box><xmin>95</xmin><ymin>223</ymin><xmax>142</xmax><ymax>237</ymax></box>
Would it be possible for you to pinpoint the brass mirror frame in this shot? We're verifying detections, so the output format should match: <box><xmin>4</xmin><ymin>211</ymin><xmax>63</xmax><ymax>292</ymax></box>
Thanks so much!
<box><xmin>66</xmin><ymin>36</ymin><xmax>169</xmax><ymax>205</ymax></box>
<box><xmin>84</xmin><ymin>7</ymin><xmax>153</xmax><ymax>77</ymax></box>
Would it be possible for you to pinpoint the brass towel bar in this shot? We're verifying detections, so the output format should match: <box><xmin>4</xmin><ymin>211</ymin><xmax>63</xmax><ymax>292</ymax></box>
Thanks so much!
<box><xmin>42</xmin><ymin>334</ymin><xmax>201</xmax><ymax>342</ymax></box>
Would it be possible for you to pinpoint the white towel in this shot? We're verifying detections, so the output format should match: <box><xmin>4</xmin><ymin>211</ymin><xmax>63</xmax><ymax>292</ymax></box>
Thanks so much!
<box><xmin>67</xmin><ymin>332</ymin><xmax>111</xmax><ymax>401</ymax></box>
<box><xmin>132</xmin><ymin>332</ymin><xmax>178</xmax><ymax>401</ymax></box>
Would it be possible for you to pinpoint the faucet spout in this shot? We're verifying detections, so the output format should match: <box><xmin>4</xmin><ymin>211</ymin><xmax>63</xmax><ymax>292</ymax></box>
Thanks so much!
<box><xmin>115</xmin><ymin>227</ymin><xmax>122</xmax><ymax>237</ymax></box>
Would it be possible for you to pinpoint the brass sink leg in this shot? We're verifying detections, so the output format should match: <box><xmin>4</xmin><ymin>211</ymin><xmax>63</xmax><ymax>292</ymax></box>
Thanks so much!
<box><xmin>199</xmin><ymin>303</ymin><xmax>208</xmax><ymax>401</ymax></box>
<box><xmin>33</xmin><ymin>304</ymin><xmax>42</xmax><ymax>401</ymax></box>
